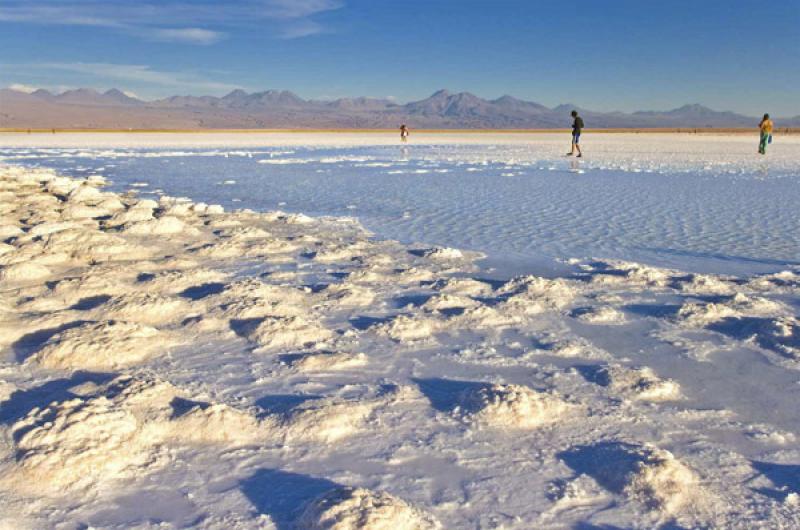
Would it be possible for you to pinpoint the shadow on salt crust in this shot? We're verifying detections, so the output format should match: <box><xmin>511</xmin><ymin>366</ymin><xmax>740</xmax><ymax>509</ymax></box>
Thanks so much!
<box><xmin>297</xmin><ymin>487</ymin><xmax>440</xmax><ymax>530</ymax></box>
<box><xmin>415</xmin><ymin>378</ymin><xmax>572</xmax><ymax>429</ymax></box>
<box><xmin>559</xmin><ymin>442</ymin><xmax>700</xmax><ymax>518</ymax></box>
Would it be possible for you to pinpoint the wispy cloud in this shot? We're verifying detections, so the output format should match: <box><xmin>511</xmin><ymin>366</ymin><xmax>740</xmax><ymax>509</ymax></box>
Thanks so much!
<box><xmin>7</xmin><ymin>62</ymin><xmax>244</xmax><ymax>97</ymax></box>
<box><xmin>144</xmin><ymin>28</ymin><xmax>225</xmax><ymax>45</ymax></box>
<box><xmin>0</xmin><ymin>1</ymin><xmax>343</xmax><ymax>43</ymax></box>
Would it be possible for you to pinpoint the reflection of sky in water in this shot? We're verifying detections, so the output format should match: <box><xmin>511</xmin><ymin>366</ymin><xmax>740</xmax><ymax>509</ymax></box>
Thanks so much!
<box><xmin>3</xmin><ymin>145</ymin><xmax>799</xmax><ymax>277</ymax></box>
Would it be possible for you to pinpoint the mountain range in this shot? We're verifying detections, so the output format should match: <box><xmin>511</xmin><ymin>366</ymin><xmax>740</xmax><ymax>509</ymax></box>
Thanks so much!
<box><xmin>1</xmin><ymin>87</ymin><xmax>797</xmax><ymax>129</ymax></box>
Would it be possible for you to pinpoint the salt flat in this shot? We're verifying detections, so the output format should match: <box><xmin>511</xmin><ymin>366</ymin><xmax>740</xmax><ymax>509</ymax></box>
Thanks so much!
<box><xmin>0</xmin><ymin>134</ymin><xmax>798</xmax><ymax>529</ymax></box>
<box><xmin>2</xmin><ymin>133</ymin><xmax>798</xmax><ymax>276</ymax></box>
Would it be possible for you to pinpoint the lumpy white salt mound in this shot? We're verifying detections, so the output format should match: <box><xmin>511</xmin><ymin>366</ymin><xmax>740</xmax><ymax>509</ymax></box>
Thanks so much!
<box><xmin>583</xmin><ymin>260</ymin><xmax>674</xmax><ymax>287</ymax></box>
<box><xmin>249</xmin><ymin>315</ymin><xmax>333</xmax><ymax>351</ymax></box>
<box><xmin>431</xmin><ymin>277</ymin><xmax>494</xmax><ymax>297</ymax></box>
<box><xmin>98</xmin><ymin>293</ymin><xmax>194</xmax><ymax>325</ymax></box>
<box><xmin>277</xmin><ymin>391</ymin><xmax>392</xmax><ymax>444</ymax></box>
<box><xmin>457</xmin><ymin>384</ymin><xmax>571</xmax><ymax>429</ymax></box>
<box><xmin>498</xmin><ymin>275</ymin><xmax>577</xmax><ymax>313</ymax></box>
<box><xmin>0</xmin><ymin>375</ymin><xmax>263</xmax><ymax>495</ymax></box>
<box><xmin>296</xmin><ymin>487</ymin><xmax>440</xmax><ymax>530</ymax></box>
<box><xmin>125</xmin><ymin>215</ymin><xmax>196</xmax><ymax>236</ymax></box>
<box><xmin>573</xmin><ymin>306</ymin><xmax>626</xmax><ymax>324</ymax></box>
<box><xmin>376</xmin><ymin>314</ymin><xmax>440</xmax><ymax>342</ymax></box>
<box><xmin>624</xmin><ymin>445</ymin><xmax>700</xmax><ymax>515</ymax></box>
<box><xmin>422</xmin><ymin>247</ymin><xmax>464</xmax><ymax>260</ymax></box>
<box><xmin>0</xmin><ymin>262</ymin><xmax>51</xmax><ymax>282</ymax></box>
<box><xmin>30</xmin><ymin>320</ymin><xmax>170</xmax><ymax>369</ymax></box>
<box><xmin>594</xmin><ymin>365</ymin><xmax>682</xmax><ymax>401</ymax></box>
<box><xmin>677</xmin><ymin>293</ymin><xmax>786</xmax><ymax>326</ymax></box>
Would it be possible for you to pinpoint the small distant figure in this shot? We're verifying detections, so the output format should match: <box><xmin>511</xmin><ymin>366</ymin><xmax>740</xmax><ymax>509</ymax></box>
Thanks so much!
<box><xmin>400</xmin><ymin>124</ymin><xmax>409</xmax><ymax>143</ymax></box>
<box><xmin>566</xmin><ymin>110</ymin><xmax>583</xmax><ymax>157</ymax></box>
<box><xmin>758</xmin><ymin>113</ymin><xmax>773</xmax><ymax>155</ymax></box>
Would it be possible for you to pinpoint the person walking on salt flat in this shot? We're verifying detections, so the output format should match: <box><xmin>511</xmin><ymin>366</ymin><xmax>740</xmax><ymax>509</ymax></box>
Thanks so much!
<box><xmin>400</xmin><ymin>124</ymin><xmax>410</xmax><ymax>143</ymax></box>
<box><xmin>566</xmin><ymin>110</ymin><xmax>583</xmax><ymax>157</ymax></box>
<box><xmin>758</xmin><ymin>113</ymin><xmax>773</xmax><ymax>155</ymax></box>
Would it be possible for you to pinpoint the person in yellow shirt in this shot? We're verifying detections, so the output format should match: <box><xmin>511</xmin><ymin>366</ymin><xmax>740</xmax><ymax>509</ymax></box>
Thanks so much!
<box><xmin>758</xmin><ymin>113</ymin><xmax>774</xmax><ymax>154</ymax></box>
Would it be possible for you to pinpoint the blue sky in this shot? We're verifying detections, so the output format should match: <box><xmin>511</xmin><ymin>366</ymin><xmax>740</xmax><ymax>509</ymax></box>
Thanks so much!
<box><xmin>1</xmin><ymin>0</ymin><xmax>798</xmax><ymax>116</ymax></box>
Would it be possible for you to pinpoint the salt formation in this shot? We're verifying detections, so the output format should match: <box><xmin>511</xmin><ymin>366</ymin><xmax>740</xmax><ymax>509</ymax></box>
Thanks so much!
<box><xmin>248</xmin><ymin>315</ymin><xmax>333</xmax><ymax>351</ymax></box>
<box><xmin>581</xmin><ymin>260</ymin><xmax>674</xmax><ymax>287</ymax></box>
<box><xmin>421</xmin><ymin>247</ymin><xmax>464</xmax><ymax>260</ymax></box>
<box><xmin>624</xmin><ymin>445</ymin><xmax>700</xmax><ymax>515</ymax></box>
<box><xmin>376</xmin><ymin>314</ymin><xmax>440</xmax><ymax>343</ymax></box>
<box><xmin>0</xmin><ymin>375</ymin><xmax>262</xmax><ymax>494</ymax></box>
<box><xmin>498</xmin><ymin>275</ymin><xmax>577</xmax><ymax>314</ymax></box>
<box><xmin>749</xmin><ymin>316</ymin><xmax>800</xmax><ymax>359</ymax></box>
<box><xmin>278</xmin><ymin>397</ymin><xmax>380</xmax><ymax>443</ymax></box>
<box><xmin>457</xmin><ymin>384</ymin><xmax>571</xmax><ymax>429</ymax></box>
<box><xmin>592</xmin><ymin>365</ymin><xmax>682</xmax><ymax>401</ymax></box>
<box><xmin>297</xmin><ymin>487</ymin><xmax>440</xmax><ymax>530</ymax></box>
<box><xmin>29</xmin><ymin>320</ymin><xmax>171</xmax><ymax>370</ymax></box>
<box><xmin>563</xmin><ymin>442</ymin><xmax>700</xmax><ymax>518</ymax></box>
<box><xmin>430</xmin><ymin>277</ymin><xmax>494</xmax><ymax>297</ymax></box>
<box><xmin>572</xmin><ymin>305</ymin><xmax>626</xmax><ymax>324</ymax></box>
<box><xmin>677</xmin><ymin>293</ymin><xmax>787</xmax><ymax>326</ymax></box>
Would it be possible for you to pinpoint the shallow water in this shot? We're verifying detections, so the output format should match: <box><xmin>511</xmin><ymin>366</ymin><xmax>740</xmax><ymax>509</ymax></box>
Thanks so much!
<box><xmin>3</xmin><ymin>141</ymin><xmax>799</xmax><ymax>276</ymax></box>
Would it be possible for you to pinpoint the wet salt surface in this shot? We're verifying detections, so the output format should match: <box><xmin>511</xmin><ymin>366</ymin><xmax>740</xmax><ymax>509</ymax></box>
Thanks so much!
<box><xmin>2</xmin><ymin>138</ymin><xmax>799</xmax><ymax>278</ymax></box>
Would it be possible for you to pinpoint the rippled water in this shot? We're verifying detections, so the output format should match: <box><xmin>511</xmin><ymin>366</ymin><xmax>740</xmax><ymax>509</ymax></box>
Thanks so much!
<box><xmin>3</xmin><ymin>142</ymin><xmax>799</xmax><ymax>276</ymax></box>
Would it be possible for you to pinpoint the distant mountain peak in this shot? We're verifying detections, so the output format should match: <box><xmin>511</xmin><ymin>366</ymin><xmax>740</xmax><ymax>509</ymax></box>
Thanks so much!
<box><xmin>670</xmin><ymin>103</ymin><xmax>713</xmax><ymax>113</ymax></box>
<box><xmin>2</xmin><ymin>85</ymin><xmax>788</xmax><ymax>129</ymax></box>
<box><xmin>223</xmin><ymin>89</ymin><xmax>249</xmax><ymax>99</ymax></box>
<box><xmin>31</xmin><ymin>88</ymin><xmax>54</xmax><ymax>98</ymax></box>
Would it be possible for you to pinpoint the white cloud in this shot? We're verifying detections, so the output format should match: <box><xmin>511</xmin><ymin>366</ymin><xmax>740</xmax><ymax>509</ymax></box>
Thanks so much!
<box><xmin>0</xmin><ymin>1</ymin><xmax>343</xmax><ymax>43</ymax></box>
<box><xmin>8</xmin><ymin>62</ymin><xmax>244</xmax><ymax>97</ymax></box>
<box><xmin>8</xmin><ymin>83</ymin><xmax>38</xmax><ymax>93</ymax></box>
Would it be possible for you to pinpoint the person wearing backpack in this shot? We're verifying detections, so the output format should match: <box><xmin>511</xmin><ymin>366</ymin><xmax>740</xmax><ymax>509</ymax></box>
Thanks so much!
<box><xmin>566</xmin><ymin>110</ymin><xmax>584</xmax><ymax>157</ymax></box>
<box><xmin>758</xmin><ymin>113</ymin><xmax>773</xmax><ymax>155</ymax></box>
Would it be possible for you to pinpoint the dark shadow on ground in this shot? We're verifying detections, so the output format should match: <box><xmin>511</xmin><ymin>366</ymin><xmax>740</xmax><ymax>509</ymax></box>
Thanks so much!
<box><xmin>0</xmin><ymin>371</ymin><xmax>115</xmax><ymax>425</ymax></box>
<box><xmin>180</xmin><ymin>282</ymin><xmax>226</xmax><ymax>300</ymax></box>
<box><xmin>69</xmin><ymin>294</ymin><xmax>111</xmax><ymax>311</ymax></box>
<box><xmin>574</xmin><ymin>365</ymin><xmax>612</xmax><ymax>387</ymax></box>
<box><xmin>624</xmin><ymin>304</ymin><xmax>682</xmax><ymax>319</ymax></box>
<box><xmin>229</xmin><ymin>317</ymin><xmax>264</xmax><ymax>338</ymax></box>
<box><xmin>255</xmin><ymin>394</ymin><xmax>322</xmax><ymax>416</ymax></box>
<box><xmin>707</xmin><ymin>316</ymin><xmax>799</xmax><ymax>358</ymax></box>
<box><xmin>11</xmin><ymin>320</ymin><xmax>90</xmax><ymax>362</ymax></box>
<box><xmin>393</xmin><ymin>293</ymin><xmax>434</xmax><ymax>308</ymax></box>
<box><xmin>412</xmin><ymin>377</ymin><xmax>491</xmax><ymax>413</ymax></box>
<box><xmin>170</xmin><ymin>397</ymin><xmax>211</xmax><ymax>418</ymax></box>
<box><xmin>752</xmin><ymin>461</ymin><xmax>800</xmax><ymax>501</ymax></box>
<box><xmin>303</xmin><ymin>283</ymin><xmax>330</xmax><ymax>294</ymax></box>
<box><xmin>240</xmin><ymin>468</ymin><xmax>338</xmax><ymax>530</ymax></box>
<box><xmin>572</xmin><ymin>523</ymin><xmax>628</xmax><ymax>530</ymax></box>
<box><xmin>558</xmin><ymin>441</ymin><xmax>645</xmax><ymax>494</ymax></box>
<box><xmin>348</xmin><ymin>315</ymin><xmax>393</xmax><ymax>331</ymax></box>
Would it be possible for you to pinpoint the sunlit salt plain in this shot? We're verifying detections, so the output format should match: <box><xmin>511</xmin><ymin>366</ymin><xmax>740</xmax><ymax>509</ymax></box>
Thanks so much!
<box><xmin>3</xmin><ymin>132</ymin><xmax>799</xmax><ymax>276</ymax></box>
<box><xmin>0</xmin><ymin>133</ymin><xmax>799</xmax><ymax>529</ymax></box>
